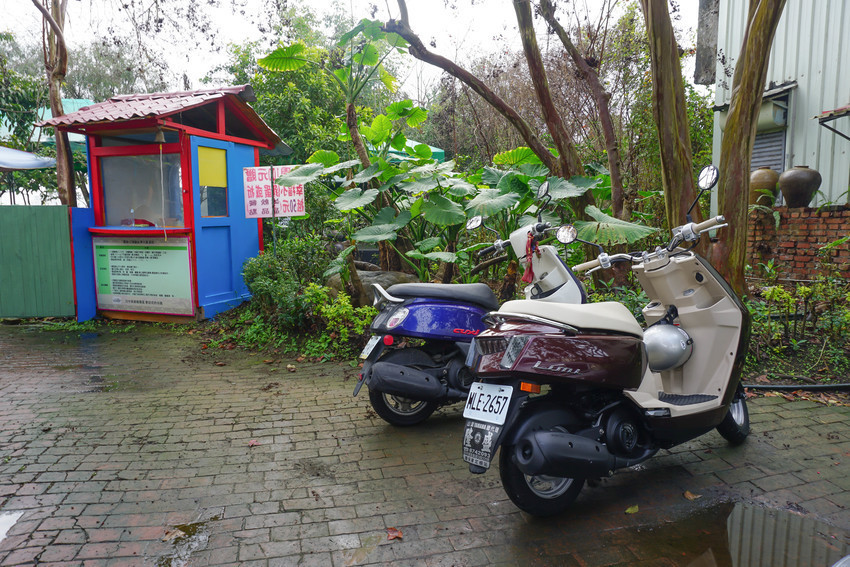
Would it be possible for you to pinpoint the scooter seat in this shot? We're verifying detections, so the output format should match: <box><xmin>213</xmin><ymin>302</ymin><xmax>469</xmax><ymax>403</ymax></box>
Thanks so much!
<box><xmin>386</xmin><ymin>282</ymin><xmax>500</xmax><ymax>311</ymax></box>
<box><xmin>500</xmin><ymin>300</ymin><xmax>644</xmax><ymax>338</ymax></box>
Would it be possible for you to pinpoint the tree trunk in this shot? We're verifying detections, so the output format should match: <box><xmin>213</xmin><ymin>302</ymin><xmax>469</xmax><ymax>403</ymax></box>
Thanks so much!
<box><xmin>712</xmin><ymin>0</ymin><xmax>786</xmax><ymax>296</ymax></box>
<box><xmin>639</xmin><ymin>0</ymin><xmax>699</xmax><ymax>230</ymax></box>
<box><xmin>33</xmin><ymin>0</ymin><xmax>75</xmax><ymax>207</ymax></box>
<box><xmin>539</xmin><ymin>0</ymin><xmax>627</xmax><ymax>220</ymax></box>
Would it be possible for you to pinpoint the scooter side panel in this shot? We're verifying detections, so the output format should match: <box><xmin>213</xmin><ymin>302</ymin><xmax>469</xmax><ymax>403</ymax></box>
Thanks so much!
<box><xmin>474</xmin><ymin>329</ymin><xmax>644</xmax><ymax>390</ymax></box>
<box><xmin>373</xmin><ymin>299</ymin><xmax>488</xmax><ymax>342</ymax></box>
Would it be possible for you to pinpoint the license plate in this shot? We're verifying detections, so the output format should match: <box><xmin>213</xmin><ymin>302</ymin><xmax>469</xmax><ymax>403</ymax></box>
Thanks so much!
<box><xmin>359</xmin><ymin>335</ymin><xmax>381</xmax><ymax>359</ymax></box>
<box><xmin>462</xmin><ymin>420</ymin><xmax>502</xmax><ymax>468</ymax></box>
<box><xmin>463</xmin><ymin>382</ymin><xmax>512</xmax><ymax>425</ymax></box>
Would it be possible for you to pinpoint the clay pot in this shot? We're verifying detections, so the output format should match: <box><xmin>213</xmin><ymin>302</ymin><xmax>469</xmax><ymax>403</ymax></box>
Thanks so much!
<box><xmin>778</xmin><ymin>165</ymin><xmax>821</xmax><ymax>208</ymax></box>
<box><xmin>749</xmin><ymin>167</ymin><xmax>779</xmax><ymax>207</ymax></box>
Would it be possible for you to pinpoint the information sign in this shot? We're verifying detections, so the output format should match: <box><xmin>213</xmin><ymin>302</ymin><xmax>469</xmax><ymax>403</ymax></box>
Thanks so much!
<box><xmin>242</xmin><ymin>165</ymin><xmax>305</xmax><ymax>218</ymax></box>
<box><xmin>93</xmin><ymin>237</ymin><xmax>193</xmax><ymax>315</ymax></box>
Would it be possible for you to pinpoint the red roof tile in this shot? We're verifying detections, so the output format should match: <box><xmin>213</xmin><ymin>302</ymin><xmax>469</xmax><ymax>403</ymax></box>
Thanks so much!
<box><xmin>39</xmin><ymin>85</ymin><xmax>279</xmax><ymax>146</ymax></box>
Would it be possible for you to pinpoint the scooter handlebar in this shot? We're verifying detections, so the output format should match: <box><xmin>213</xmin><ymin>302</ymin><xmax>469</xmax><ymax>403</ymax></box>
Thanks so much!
<box><xmin>572</xmin><ymin>258</ymin><xmax>601</xmax><ymax>272</ymax></box>
<box><xmin>693</xmin><ymin>215</ymin><xmax>725</xmax><ymax>234</ymax></box>
<box><xmin>476</xmin><ymin>245</ymin><xmax>497</xmax><ymax>259</ymax></box>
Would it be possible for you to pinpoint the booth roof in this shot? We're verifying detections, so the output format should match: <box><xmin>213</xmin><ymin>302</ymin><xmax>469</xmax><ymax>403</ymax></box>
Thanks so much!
<box><xmin>38</xmin><ymin>84</ymin><xmax>281</xmax><ymax>147</ymax></box>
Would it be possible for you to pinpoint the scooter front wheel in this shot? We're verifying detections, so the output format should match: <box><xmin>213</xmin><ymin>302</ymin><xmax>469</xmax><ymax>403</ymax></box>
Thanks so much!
<box><xmin>716</xmin><ymin>385</ymin><xmax>750</xmax><ymax>445</ymax></box>
<box><xmin>499</xmin><ymin>440</ymin><xmax>585</xmax><ymax>517</ymax></box>
<box><xmin>368</xmin><ymin>389</ymin><xmax>438</xmax><ymax>426</ymax></box>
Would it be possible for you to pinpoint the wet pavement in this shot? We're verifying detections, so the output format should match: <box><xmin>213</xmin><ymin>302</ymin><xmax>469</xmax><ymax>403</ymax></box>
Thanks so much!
<box><xmin>0</xmin><ymin>322</ymin><xmax>849</xmax><ymax>566</ymax></box>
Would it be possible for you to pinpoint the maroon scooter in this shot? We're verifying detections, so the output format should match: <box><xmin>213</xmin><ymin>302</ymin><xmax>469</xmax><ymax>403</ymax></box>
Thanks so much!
<box><xmin>462</xmin><ymin>166</ymin><xmax>751</xmax><ymax>516</ymax></box>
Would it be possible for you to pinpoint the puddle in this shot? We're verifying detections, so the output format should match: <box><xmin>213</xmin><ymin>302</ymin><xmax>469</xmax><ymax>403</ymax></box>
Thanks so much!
<box><xmin>156</xmin><ymin>515</ymin><xmax>221</xmax><ymax>567</ymax></box>
<box><xmin>623</xmin><ymin>502</ymin><xmax>850</xmax><ymax>566</ymax></box>
<box><xmin>0</xmin><ymin>511</ymin><xmax>24</xmax><ymax>543</ymax></box>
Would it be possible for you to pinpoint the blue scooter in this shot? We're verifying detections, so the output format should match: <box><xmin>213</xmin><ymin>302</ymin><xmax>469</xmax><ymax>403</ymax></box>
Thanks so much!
<box><xmin>354</xmin><ymin>186</ymin><xmax>586</xmax><ymax>426</ymax></box>
<box><xmin>353</xmin><ymin>279</ymin><xmax>498</xmax><ymax>425</ymax></box>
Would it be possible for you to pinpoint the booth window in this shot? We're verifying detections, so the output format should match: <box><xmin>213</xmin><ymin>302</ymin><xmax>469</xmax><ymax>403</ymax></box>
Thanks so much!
<box><xmin>198</xmin><ymin>147</ymin><xmax>228</xmax><ymax>217</ymax></box>
<box><xmin>101</xmin><ymin>154</ymin><xmax>184</xmax><ymax>227</ymax></box>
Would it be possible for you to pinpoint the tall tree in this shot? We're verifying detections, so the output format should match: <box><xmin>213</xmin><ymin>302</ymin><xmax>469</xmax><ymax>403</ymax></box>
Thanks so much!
<box><xmin>31</xmin><ymin>0</ymin><xmax>75</xmax><ymax>206</ymax></box>
<box><xmin>643</xmin><ymin>0</ymin><xmax>785</xmax><ymax>294</ymax></box>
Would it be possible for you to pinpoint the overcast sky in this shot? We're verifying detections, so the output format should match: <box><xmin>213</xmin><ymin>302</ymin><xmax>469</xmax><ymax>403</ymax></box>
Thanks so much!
<box><xmin>5</xmin><ymin>0</ymin><xmax>698</xmax><ymax>97</ymax></box>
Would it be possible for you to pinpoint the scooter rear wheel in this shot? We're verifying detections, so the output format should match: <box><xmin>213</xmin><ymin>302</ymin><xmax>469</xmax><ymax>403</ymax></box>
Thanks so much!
<box><xmin>716</xmin><ymin>385</ymin><xmax>750</xmax><ymax>445</ymax></box>
<box><xmin>369</xmin><ymin>389</ymin><xmax>438</xmax><ymax>426</ymax></box>
<box><xmin>499</xmin><ymin>429</ymin><xmax>585</xmax><ymax>517</ymax></box>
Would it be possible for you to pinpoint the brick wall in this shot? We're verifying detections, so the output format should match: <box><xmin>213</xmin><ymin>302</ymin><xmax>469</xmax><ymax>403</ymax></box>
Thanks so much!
<box><xmin>747</xmin><ymin>205</ymin><xmax>850</xmax><ymax>281</ymax></box>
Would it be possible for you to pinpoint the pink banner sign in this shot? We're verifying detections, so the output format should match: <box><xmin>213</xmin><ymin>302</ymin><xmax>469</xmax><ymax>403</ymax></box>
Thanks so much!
<box><xmin>243</xmin><ymin>165</ymin><xmax>306</xmax><ymax>218</ymax></box>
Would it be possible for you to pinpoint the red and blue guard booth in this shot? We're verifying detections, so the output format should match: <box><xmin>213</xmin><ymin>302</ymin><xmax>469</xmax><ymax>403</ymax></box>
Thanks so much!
<box><xmin>42</xmin><ymin>85</ymin><xmax>287</xmax><ymax>321</ymax></box>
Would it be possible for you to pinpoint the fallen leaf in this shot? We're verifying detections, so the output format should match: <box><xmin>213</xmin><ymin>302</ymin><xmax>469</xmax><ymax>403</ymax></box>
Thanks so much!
<box><xmin>755</xmin><ymin>374</ymin><xmax>770</xmax><ymax>384</ymax></box>
<box><xmin>263</xmin><ymin>359</ymin><xmax>274</xmax><ymax>364</ymax></box>
<box><xmin>296</xmin><ymin>356</ymin><xmax>306</xmax><ymax>363</ymax></box>
<box><xmin>287</xmin><ymin>364</ymin><xmax>296</xmax><ymax>372</ymax></box>
<box><xmin>684</xmin><ymin>491</ymin><xmax>702</xmax><ymax>501</ymax></box>
<box><xmin>201</xmin><ymin>344</ymin><xmax>208</xmax><ymax>350</ymax></box>
<box><xmin>625</xmin><ymin>505</ymin><xmax>639</xmax><ymax>514</ymax></box>
<box><xmin>248</xmin><ymin>440</ymin><xmax>260</xmax><ymax>447</ymax></box>
<box><xmin>215</xmin><ymin>362</ymin><xmax>226</xmax><ymax>367</ymax></box>
<box><xmin>162</xmin><ymin>528</ymin><xmax>186</xmax><ymax>541</ymax></box>
<box><xmin>386</xmin><ymin>527</ymin><xmax>403</xmax><ymax>540</ymax></box>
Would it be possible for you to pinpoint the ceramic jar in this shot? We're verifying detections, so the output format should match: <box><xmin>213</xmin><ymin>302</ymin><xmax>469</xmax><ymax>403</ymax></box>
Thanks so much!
<box><xmin>749</xmin><ymin>166</ymin><xmax>780</xmax><ymax>207</ymax></box>
<box><xmin>778</xmin><ymin>165</ymin><xmax>821</xmax><ymax>208</ymax></box>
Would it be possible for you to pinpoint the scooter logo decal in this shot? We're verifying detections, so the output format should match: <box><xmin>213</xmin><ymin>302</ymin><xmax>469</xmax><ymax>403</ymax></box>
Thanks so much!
<box><xmin>453</xmin><ymin>328</ymin><xmax>480</xmax><ymax>335</ymax></box>
<box><xmin>532</xmin><ymin>360</ymin><xmax>581</xmax><ymax>374</ymax></box>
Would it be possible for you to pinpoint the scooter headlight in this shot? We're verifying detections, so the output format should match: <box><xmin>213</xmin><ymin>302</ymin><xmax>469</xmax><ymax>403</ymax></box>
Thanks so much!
<box><xmin>386</xmin><ymin>307</ymin><xmax>409</xmax><ymax>329</ymax></box>
<box><xmin>500</xmin><ymin>335</ymin><xmax>530</xmax><ymax>370</ymax></box>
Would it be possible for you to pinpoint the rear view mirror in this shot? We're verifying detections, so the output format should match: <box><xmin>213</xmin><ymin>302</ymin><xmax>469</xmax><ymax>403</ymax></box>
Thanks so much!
<box><xmin>466</xmin><ymin>215</ymin><xmax>483</xmax><ymax>230</ymax></box>
<box><xmin>537</xmin><ymin>181</ymin><xmax>550</xmax><ymax>199</ymax></box>
<box><xmin>698</xmin><ymin>165</ymin><xmax>719</xmax><ymax>190</ymax></box>
<box><xmin>556</xmin><ymin>225</ymin><xmax>577</xmax><ymax>244</ymax></box>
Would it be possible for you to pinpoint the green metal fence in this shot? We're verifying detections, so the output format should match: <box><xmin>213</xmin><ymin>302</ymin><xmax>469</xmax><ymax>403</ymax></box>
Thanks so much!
<box><xmin>0</xmin><ymin>206</ymin><xmax>75</xmax><ymax>318</ymax></box>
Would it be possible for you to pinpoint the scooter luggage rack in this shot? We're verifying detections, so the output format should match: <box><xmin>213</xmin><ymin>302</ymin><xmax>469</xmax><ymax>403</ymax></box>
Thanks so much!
<box><xmin>483</xmin><ymin>311</ymin><xmax>578</xmax><ymax>334</ymax></box>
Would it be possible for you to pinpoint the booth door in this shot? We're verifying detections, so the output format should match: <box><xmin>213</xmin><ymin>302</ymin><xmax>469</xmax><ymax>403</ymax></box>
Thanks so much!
<box><xmin>191</xmin><ymin>138</ymin><xmax>259</xmax><ymax>318</ymax></box>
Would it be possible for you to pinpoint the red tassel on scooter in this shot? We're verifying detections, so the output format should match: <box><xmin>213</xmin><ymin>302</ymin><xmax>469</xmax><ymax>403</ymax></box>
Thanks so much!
<box><xmin>522</xmin><ymin>231</ymin><xmax>539</xmax><ymax>283</ymax></box>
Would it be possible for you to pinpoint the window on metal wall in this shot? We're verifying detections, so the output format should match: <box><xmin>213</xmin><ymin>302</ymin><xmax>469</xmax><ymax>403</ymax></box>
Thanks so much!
<box><xmin>198</xmin><ymin>147</ymin><xmax>228</xmax><ymax>217</ymax></box>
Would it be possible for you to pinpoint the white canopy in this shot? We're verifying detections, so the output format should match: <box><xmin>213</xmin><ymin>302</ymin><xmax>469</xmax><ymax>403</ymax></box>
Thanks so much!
<box><xmin>0</xmin><ymin>146</ymin><xmax>56</xmax><ymax>172</ymax></box>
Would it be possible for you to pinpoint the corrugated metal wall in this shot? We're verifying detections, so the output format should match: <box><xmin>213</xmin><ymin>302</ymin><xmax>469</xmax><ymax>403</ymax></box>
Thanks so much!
<box><xmin>713</xmin><ymin>0</ymin><xmax>850</xmax><ymax>205</ymax></box>
<box><xmin>0</xmin><ymin>206</ymin><xmax>76</xmax><ymax>318</ymax></box>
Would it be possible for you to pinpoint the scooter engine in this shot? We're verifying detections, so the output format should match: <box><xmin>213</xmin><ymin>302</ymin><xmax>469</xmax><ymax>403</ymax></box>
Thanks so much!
<box><xmin>605</xmin><ymin>407</ymin><xmax>646</xmax><ymax>458</ymax></box>
<box><xmin>445</xmin><ymin>356</ymin><xmax>475</xmax><ymax>390</ymax></box>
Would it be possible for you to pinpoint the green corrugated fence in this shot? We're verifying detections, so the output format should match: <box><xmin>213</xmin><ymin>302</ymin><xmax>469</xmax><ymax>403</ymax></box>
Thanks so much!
<box><xmin>0</xmin><ymin>206</ymin><xmax>75</xmax><ymax>318</ymax></box>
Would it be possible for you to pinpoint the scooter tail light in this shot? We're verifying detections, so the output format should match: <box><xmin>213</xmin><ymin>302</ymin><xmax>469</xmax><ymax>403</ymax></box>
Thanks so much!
<box><xmin>386</xmin><ymin>307</ymin><xmax>409</xmax><ymax>329</ymax></box>
<box><xmin>520</xmin><ymin>382</ymin><xmax>541</xmax><ymax>394</ymax></box>
<box><xmin>500</xmin><ymin>335</ymin><xmax>530</xmax><ymax>369</ymax></box>
<box><xmin>382</xmin><ymin>335</ymin><xmax>394</xmax><ymax>346</ymax></box>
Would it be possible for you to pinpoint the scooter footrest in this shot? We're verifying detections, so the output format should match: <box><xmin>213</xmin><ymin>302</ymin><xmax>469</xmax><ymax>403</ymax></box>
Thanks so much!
<box><xmin>658</xmin><ymin>393</ymin><xmax>717</xmax><ymax>406</ymax></box>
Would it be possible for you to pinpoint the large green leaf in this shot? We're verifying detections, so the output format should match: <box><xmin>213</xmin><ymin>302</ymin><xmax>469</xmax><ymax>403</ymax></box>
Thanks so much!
<box><xmin>324</xmin><ymin>158</ymin><xmax>362</xmax><ymax>175</ymax></box>
<box><xmin>424</xmin><ymin>251</ymin><xmax>459</xmax><ymax>263</ymax></box>
<box><xmin>306</xmin><ymin>150</ymin><xmax>340</xmax><ymax>168</ymax></box>
<box><xmin>352</xmin><ymin>43</ymin><xmax>380</xmax><ymax>67</ymax></box>
<box><xmin>481</xmin><ymin>166</ymin><xmax>507</xmax><ymax>186</ymax></box>
<box><xmin>386</xmin><ymin>100</ymin><xmax>413</xmax><ymax>120</ymax></box>
<box><xmin>493</xmin><ymin>147</ymin><xmax>542</xmax><ymax>166</ymax></box>
<box><xmin>373</xmin><ymin>207</ymin><xmax>411</xmax><ymax>229</ymax></box>
<box><xmin>422</xmin><ymin>194</ymin><xmax>466</xmax><ymax>226</ymax></box>
<box><xmin>257</xmin><ymin>44</ymin><xmax>309</xmax><ymax>71</ymax></box>
<box><xmin>361</xmin><ymin>114</ymin><xmax>392</xmax><ymax>146</ymax></box>
<box><xmin>397</xmin><ymin>178</ymin><xmax>439</xmax><ymax>194</ymax></box>
<box><xmin>351</xmin><ymin>163</ymin><xmax>383</xmax><ymax>184</ymax></box>
<box><xmin>546</xmin><ymin>176</ymin><xmax>599</xmax><ymax>200</ymax></box>
<box><xmin>573</xmin><ymin>205</ymin><xmax>659</xmax><ymax>245</ymax></box>
<box><xmin>465</xmin><ymin>189</ymin><xmax>521</xmax><ymax>216</ymax></box>
<box><xmin>405</xmin><ymin>107</ymin><xmax>428</xmax><ymax>128</ymax></box>
<box><xmin>519</xmin><ymin>163</ymin><xmax>550</xmax><ymax>178</ymax></box>
<box><xmin>446</xmin><ymin>178</ymin><xmax>477</xmax><ymax>197</ymax></box>
<box><xmin>378</xmin><ymin>65</ymin><xmax>398</xmax><ymax>93</ymax></box>
<box><xmin>334</xmin><ymin>188</ymin><xmax>379</xmax><ymax>211</ymax></box>
<box><xmin>275</xmin><ymin>163</ymin><xmax>324</xmax><ymax>185</ymax></box>
<box><xmin>410</xmin><ymin>143</ymin><xmax>432</xmax><ymax>159</ymax></box>
<box><xmin>352</xmin><ymin>223</ymin><xmax>400</xmax><ymax>243</ymax></box>
<box><xmin>414</xmin><ymin>236</ymin><xmax>441</xmax><ymax>252</ymax></box>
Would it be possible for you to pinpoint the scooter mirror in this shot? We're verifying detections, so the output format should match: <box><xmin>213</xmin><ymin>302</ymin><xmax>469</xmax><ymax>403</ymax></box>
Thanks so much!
<box><xmin>698</xmin><ymin>165</ymin><xmax>719</xmax><ymax>190</ymax></box>
<box><xmin>466</xmin><ymin>215</ymin><xmax>483</xmax><ymax>230</ymax></box>
<box><xmin>555</xmin><ymin>225</ymin><xmax>578</xmax><ymax>244</ymax></box>
<box><xmin>537</xmin><ymin>181</ymin><xmax>550</xmax><ymax>199</ymax></box>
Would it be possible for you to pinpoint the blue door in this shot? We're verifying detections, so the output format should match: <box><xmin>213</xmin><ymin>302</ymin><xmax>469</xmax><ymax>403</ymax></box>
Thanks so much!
<box><xmin>190</xmin><ymin>137</ymin><xmax>259</xmax><ymax>318</ymax></box>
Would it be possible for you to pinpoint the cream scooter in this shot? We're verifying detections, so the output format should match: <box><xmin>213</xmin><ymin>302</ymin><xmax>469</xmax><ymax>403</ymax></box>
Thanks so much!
<box><xmin>462</xmin><ymin>166</ymin><xmax>751</xmax><ymax>516</ymax></box>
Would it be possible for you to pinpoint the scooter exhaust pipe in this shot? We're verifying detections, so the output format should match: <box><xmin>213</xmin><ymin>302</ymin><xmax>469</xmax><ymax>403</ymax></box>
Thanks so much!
<box><xmin>368</xmin><ymin>361</ymin><xmax>445</xmax><ymax>401</ymax></box>
<box><xmin>514</xmin><ymin>430</ymin><xmax>622</xmax><ymax>478</ymax></box>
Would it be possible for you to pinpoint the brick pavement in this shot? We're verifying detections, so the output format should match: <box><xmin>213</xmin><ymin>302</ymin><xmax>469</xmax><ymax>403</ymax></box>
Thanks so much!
<box><xmin>0</xmin><ymin>323</ymin><xmax>848</xmax><ymax>566</ymax></box>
